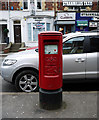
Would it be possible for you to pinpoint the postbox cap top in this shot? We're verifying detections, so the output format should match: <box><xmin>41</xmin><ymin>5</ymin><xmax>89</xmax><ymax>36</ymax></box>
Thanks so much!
<box><xmin>39</xmin><ymin>31</ymin><xmax>62</xmax><ymax>35</ymax></box>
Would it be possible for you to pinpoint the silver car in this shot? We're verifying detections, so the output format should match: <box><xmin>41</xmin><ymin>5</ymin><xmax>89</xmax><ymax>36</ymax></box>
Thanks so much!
<box><xmin>1</xmin><ymin>32</ymin><xmax>99</xmax><ymax>92</ymax></box>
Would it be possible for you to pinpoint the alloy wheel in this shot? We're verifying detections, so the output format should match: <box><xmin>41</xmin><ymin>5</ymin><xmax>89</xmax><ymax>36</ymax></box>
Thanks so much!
<box><xmin>19</xmin><ymin>74</ymin><xmax>38</xmax><ymax>92</ymax></box>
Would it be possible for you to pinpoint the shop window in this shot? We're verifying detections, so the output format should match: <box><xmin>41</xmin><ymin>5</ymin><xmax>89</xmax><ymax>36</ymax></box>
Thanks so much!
<box><xmin>33</xmin><ymin>23</ymin><xmax>45</xmax><ymax>41</ymax></box>
<box><xmin>81</xmin><ymin>6</ymin><xmax>86</xmax><ymax>9</ymax></box>
<box><xmin>80</xmin><ymin>26</ymin><xmax>83</xmax><ymax>30</ymax></box>
<box><xmin>47</xmin><ymin>23</ymin><xmax>50</xmax><ymax>31</ymax></box>
<box><xmin>28</xmin><ymin>23</ymin><xmax>32</xmax><ymax>41</ymax></box>
<box><xmin>63</xmin><ymin>37</ymin><xmax>84</xmax><ymax>54</ymax></box>
<box><xmin>1</xmin><ymin>25</ymin><xmax>7</xmax><ymax>43</ymax></box>
<box><xmin>68</xmin><ymin>7</ymin><xmax>73</xmax><ymax>10</ymax></box>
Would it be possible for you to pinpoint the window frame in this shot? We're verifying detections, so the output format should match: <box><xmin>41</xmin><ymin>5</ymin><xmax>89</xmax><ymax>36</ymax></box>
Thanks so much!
<box><xmin>23</xmin><ymin>0</ymin><xmax>30</xmax><ymax>10</ymax></box>
<box><xmin>32</xmin><ymin>22</ymin><xmax>45</xmax><ymax>42</ymax></box>
<box><xmin>35</xmin><ymin>0</ymin><xmax>42</xmax><ymax>11</ymax></box>
<box><xmin>27</xmin><ymin>21</ymin><xmax>46</xmax><ymax>42</ymax></box>
<box><xmin>63</xmin><ymin>36</ymin><xmax>85</xmax><ymax>55</ymax></box>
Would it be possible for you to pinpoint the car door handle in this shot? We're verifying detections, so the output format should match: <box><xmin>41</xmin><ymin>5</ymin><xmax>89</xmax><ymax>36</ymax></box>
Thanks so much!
<box><xmin>75</xmin><ymin>58</ymin><xmax>85</xmax><ymax>63</ymax></box>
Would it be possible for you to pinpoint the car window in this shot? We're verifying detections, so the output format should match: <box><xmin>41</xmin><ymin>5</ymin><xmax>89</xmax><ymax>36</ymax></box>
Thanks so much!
<box><xmin>90</xmin><ymin>37</ymin><xmax>99</xmax><ymax>52</ymax></box>
<box><xmin>63</xmin><ymin>37</ymin><xmax>84</xmax><ymax>54</ymax></box>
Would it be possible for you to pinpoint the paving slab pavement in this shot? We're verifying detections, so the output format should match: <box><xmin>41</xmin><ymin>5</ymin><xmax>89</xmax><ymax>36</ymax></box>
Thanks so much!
<box><xmin>2</xmin><ymin>92</ymin><xmax>97</xmax><ymax>118</ymax></box>
<box><xmin>0</xmin><ymin>53</ymin><xmax>98</xmax><ymax>118</ymax></box>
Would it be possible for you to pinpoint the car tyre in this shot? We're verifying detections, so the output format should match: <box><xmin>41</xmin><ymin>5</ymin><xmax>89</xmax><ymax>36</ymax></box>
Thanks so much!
<box><xmin>15</xmin><ymin>70</ymin><xmax>39</xmax><ymax>92</ymax></box>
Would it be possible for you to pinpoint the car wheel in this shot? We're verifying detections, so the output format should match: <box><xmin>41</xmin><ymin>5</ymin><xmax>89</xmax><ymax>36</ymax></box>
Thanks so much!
<box><xmin>15</xmin><ymin>70</ymin><xmax>39</xmax><ymax>92</ymax></box>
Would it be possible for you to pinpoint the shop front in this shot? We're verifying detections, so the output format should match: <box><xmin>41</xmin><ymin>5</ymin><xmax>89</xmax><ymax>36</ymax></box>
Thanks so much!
<box><xmin>76</xmin><ymin>12</ymin><xmax>98</xmax><ymax>32</ymax></box>
<box><xmin>28</xmin><ymin>21</ymin><xmax>46</xmax><ymax>42</ymax></box>
<box><xmin>76</xmin><ymin>20</ymin><xmax>89</xmax><ymax>31</ymax></box>
<box><xmin>89</xmin><ymin>21</ymin><xmax>98</xmax><ymax>31</ymax></box>
<box><xmin>25</xmin><ymin>15</ymin><xmax>54</xmax><ymax>47</ymax></box>
<box><xmin>55</xmin><ymin>12</ymin><xmax>76</xmax><ymax>34</ymax></box>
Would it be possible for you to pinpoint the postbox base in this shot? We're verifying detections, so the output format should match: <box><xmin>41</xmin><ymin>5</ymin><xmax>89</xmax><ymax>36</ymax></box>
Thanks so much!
<box><xmin>39</xmin><ymin>88</ymin><xmax>62</xmax><ymax>110</ymax></box>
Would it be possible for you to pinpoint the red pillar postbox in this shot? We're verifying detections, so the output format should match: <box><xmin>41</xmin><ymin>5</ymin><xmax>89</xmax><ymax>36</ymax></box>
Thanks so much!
<box><xmin>39</xmin><ymin>31</ymin><xmax>63</xmax><ymax>110</ymax></box>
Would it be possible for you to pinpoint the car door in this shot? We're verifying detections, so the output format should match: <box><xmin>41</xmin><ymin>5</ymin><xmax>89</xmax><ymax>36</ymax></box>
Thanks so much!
<box><xmin>86</xmin><ymin>36</ymin><xmax>99</xmax><ymax>80</ymax></box>
<box><xmin>63</xmin><ymin>36</ymin><xmax>87</xmax><ymax>80</ymax></box>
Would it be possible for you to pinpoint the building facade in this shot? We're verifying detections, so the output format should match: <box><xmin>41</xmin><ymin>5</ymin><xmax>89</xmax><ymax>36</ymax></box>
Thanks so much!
<box><xmin>0</xmin><ymin>0</ymin><xmax>55</xmax><ymax>47</ymax></box>
<box><xmin>0</xmin><ymin>0</ymin><xmax>98</xmax><ymax>47</ymax></box>
<box><xmin>55</xmin><ymin>12</ymin><xmax>76</xmax><ymax>34</ymax></box>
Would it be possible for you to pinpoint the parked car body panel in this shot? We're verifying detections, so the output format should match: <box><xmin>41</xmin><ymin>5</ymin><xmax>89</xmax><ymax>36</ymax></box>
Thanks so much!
<box><xmin>86</xmin><ymin>52</ymin><xmax>97</xmax><ymax>79</ymax></box>
<box><xmin>1</xmin><ymin>50</ymin><xmax>39</xmax><ymax>83</ymax></box>
<box><xmin>63</xmin><ymin>53</ymin><xmax>86</xmax><ymax>80</ymax></box>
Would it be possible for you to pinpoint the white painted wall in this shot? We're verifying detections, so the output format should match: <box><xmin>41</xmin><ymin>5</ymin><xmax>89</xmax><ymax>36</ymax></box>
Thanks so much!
<box><xmin>36</xmin><ymin>11</ymin><xmax>54</xmax><ymax>17</ymax></box>
<box><xmin>0</xmin><ymin>11</ymin><xmax>30</xmax><ymax>44</ymax></box>
<box><xmin>25</xmin><ymin>15</ymin><xmax>55</xmax><ymax>47</ymax></box>
<box><xmin>0</xmin><ymin>10</ymin><xmax>55</xmax><ymax>47</ymax></box>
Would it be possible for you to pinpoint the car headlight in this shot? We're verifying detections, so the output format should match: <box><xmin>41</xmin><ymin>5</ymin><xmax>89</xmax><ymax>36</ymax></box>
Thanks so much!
<box><xmin>3</xmin><ymin>59</ymin><xmax>17</xmax><ymax>66</ymax></box>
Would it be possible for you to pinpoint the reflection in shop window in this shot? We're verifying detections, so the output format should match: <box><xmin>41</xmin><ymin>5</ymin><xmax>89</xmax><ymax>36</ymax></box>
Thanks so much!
<box><xmin>33</xmin><ymin>23</ymin><xmax>45</xmax><ymax>41</ymax></box>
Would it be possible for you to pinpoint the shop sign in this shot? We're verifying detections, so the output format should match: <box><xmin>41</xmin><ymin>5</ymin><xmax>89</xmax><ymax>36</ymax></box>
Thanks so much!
<box><xmin>57</xmin><ymin>12</ymin><xmax>75</xmax><ymax>20</ymax></box>
<box><xmin>63</xmin><ymin>1</ymin><xmax>92</xmax><ymax>6</ymax></box>
<box><xmin>92</xmin><ymin>17</ymin><xmax>99</xmax><ymax>21</ymax></box>
<box><xmin>77</xmin><ymin>20</ymin><xmax>88</xmax><ymax>26</ymax></box>
<box><xmin>89</xmin><ymin>22</ymin><xmax>97</xmax><ymax>27</ymax></box>
<box><xmin>81</xmin><ymin>12</ymin><xmax>99</xmax><ymax>17</ymax></box>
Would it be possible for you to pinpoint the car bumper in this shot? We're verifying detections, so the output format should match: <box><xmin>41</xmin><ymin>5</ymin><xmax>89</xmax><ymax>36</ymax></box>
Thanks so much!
<box><xmin>1</xmin><ymin>65</ymin><xmax>14</xmax><ymax>83</ymax></box>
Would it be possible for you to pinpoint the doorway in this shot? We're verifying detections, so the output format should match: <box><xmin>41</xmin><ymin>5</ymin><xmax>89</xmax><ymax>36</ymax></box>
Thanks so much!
<box><xmin>14</xmin><ymin>25</ymin><xmax>21</xmax><ymax>43</ymax></box>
